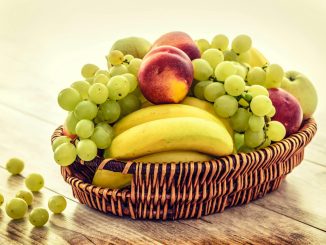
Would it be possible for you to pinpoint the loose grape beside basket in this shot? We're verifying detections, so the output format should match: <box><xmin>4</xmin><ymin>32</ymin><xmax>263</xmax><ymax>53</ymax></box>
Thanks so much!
<box><xmin>52</xmin><ymin>118</ymin><xmax>316</xmax><ymax>220</ymax></box>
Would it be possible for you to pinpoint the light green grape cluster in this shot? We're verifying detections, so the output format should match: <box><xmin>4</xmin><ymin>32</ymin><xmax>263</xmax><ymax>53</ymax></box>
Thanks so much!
<box><xmin>192</xmin><ymin>34</ymin><xmax>287</xmax><ymax>152</ymax></box>
<box><xmin>55</xmin><ymin>50</ymin><xmax>144</xmax><ymax>164</ymax></box>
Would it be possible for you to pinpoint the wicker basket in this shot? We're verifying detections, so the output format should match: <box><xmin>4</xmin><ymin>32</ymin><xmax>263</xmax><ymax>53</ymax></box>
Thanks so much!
<box><xmin>52</xmin><ymin>118</ymin><xmax>317</xmax><ymax>220</ymax></box>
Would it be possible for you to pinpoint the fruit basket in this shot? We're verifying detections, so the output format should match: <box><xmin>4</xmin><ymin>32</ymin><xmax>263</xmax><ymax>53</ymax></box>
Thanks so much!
<box><xmin>51</xmin><ymin>118</ymin><xmax>316</xmax><ymax>220</ymax></box>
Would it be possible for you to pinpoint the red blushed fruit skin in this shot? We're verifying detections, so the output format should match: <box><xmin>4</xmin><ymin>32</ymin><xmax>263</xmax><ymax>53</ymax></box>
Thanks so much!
<box><xmin>152</xmin><ymin>31</ymin><xmax>201</xmax><ymax>60</ymax></box>
<box><xmin>138</xmin><ymin>47</ymin><xmax>194</xmax><ymax>104</ymax></box>
<box><xmin>144</xmin><ymin>45</ymin><xmax>191</xmax><ymax>64</ymax></box>
<box><xmin>268</xmin><ymin>88</ymin><xmax>303</xmax><ymax>136</ymax></box>
<box><xmin>62</xmin><ymin>124</ymin><xmax>77</xmax><ymax>140</ymax></box>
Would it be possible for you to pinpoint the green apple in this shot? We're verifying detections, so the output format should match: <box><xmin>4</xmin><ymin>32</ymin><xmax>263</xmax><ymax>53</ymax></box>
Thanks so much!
<box><xmin>281</xmin><ymin>71</ymin><xmax>318</xmax><ymax>119</ymax></box>
<box><xmin>110</xmin><ymin>37</ymin><xmax>151</xmax><ymax>59</ymax></box>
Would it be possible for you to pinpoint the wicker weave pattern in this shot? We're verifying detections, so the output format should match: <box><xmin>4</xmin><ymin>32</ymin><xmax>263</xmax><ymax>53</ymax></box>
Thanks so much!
<box><xmin>52</xmin><ymin>119</ymin><xmax>317</xmax><ymax>220</ymax></box>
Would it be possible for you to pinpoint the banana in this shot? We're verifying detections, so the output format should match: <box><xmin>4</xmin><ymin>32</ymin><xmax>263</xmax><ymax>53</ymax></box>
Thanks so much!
<box><xmin>134</xmin><ymin>151</ymin><xmax>213</xmax><ymax>163</ymax></box>
<box><xmin>109</xmin><ymin>117</ymin><xmax>234</xmax><ymax>159</ymax></box>
<box><xmin>113</xmin><ymin>104</ymin><xmax>227</xmax><ymax>136</ymax></box>
<box><xmin>248</xmin><ymin>47</ymin><xmax>269</xmax><ymax>67</ymax></box>
<box><xmin>181</xmin><ymin>97</ymin><xmax>233</xmax><ymax>136</ymax></box>
<box><xmin>92</xmin><ymin>170</ymin><xmax>132</xmax><ymax>189</ymax></box>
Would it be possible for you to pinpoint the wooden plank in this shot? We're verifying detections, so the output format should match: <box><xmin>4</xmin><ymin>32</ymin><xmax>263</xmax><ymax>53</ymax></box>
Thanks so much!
<box><xmin>1</xmin><ymin>168</ymin><xmax>325</xmax><ymax>245</ymax></box>
<box><xmin>254</xmin><ymin>160</ymin><xmax>326</xmax><ymax>231</ymax></box>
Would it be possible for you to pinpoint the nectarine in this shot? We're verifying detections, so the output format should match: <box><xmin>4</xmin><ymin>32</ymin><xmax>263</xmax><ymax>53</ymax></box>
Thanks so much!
<box><xmin>152</xmin><ymin>31</ymin><xmax>200</xmax><ymax>60</ymax></box>
<box><xmin>138</xmin><ymin>46</ymin><xmax>193</xmax><ymax>104</ymax></box>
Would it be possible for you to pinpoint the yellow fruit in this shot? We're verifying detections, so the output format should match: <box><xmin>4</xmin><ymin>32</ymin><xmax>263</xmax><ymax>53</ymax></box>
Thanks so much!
<box><xmin>109</xmin><ymin>117</ymin><xmax>233</xmax><ymax>159</ymax></box>
<box><xmin>113</xmin><ymin>104</ymin><xmax>226</xmax><ymax>136</ymax></box>
<box><xmin>248</xmin><ymin>47</ymin><xmax>269</xmax><ymax>67</ymax></box>
<box><xmin>92</xmin><ymin>170</ymin><xmax>132</xmax><ymax>189</ymax></box>
<box><xmin>134</xmin><ymin>151</ymin><xmax>213</xmax><ymax>163</ymax></box>
<box><xmin>181</xmin><ymin>97</ymin><xmax>233</xmax><ymax>136</ymax></box>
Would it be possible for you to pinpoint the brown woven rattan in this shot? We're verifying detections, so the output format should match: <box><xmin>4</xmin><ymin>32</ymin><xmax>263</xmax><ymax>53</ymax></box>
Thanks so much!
<box><xmin>52</xmin><ymin>118</ymin><xmax>317</xmax><ymax>220</ymax></box>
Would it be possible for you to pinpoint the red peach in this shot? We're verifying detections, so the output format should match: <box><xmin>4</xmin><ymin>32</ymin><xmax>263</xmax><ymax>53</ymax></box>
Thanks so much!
<box><xmin>152</xmin><ymin>31</ymin><xmax>200</xmax><ymax>60</ymax></box>
<box><xmin>268</xmin><ymin>88</ymin><xmax>303</xmax><ymax>136</ymax></box>
<box><xmin>138</xmin><ymin>46</ymin><xmax>193</xmax><ymax>104</ymax></box>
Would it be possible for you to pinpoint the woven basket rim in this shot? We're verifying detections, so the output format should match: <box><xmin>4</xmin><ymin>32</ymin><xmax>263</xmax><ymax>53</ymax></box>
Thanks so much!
<box><xmin>54</xmin><ymin>118</ymin><xmax>317</xmax><ymax>199</ymax></box>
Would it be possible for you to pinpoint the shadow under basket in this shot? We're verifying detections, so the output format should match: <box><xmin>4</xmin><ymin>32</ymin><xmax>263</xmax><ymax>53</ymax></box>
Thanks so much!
<box><xmin>51</xmin><ymin>118</ymin><xmax>317</xmax><ymax>220</ymax></box>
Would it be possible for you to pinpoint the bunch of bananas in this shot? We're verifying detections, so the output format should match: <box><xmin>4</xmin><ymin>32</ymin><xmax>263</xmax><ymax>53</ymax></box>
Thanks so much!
<box><xmin>93</xmin><ymin>100</ymin><xmax>234</xmax><ymax>188</ymax></box>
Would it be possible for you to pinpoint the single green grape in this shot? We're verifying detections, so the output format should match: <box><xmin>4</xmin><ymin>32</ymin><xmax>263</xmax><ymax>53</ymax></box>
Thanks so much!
<box><xmin>122</xmin><ymin>73</ymin><xmax>138</xmax><ymax>93</ymax></box>
<box><xmin>258</xmin><ymin>137</ymin><xmax>272</xmax><ymax>149</ymax></box>
<box><xmin>265</xmin><ymin>64</ymin><xmax>284</xmax><ymax>88</ymax></box>
<box><xmin>52</xmin><ymin>136</ymin><xmax>71</xmax><ymax>152</ymax></box>
<box><xmin>108</xmin><ymin>50</ymin><xmax>124</xmax><ymax>66</ymax></box>
<box><xmin>76</xmin><ymin>139</ymin><xmax>98</xmax><ymax>161</ymax></box>
<box><xmin>230</xmin><ymin>108</ymin><xmax>251</xmax><ymax>132</ymax></box>
<box><xmin>75</xmin><ymin>119</ymin><xmax>94</xmax><ymax>139</ymax></box>
<box><xmin>211</xmin><ymin>34</ymin><xmax>229</xmax><ymax>51</ymax></box>
<box><xmin>214</xmin><ymin>61</ymin><xmax>237</xmax><ymax>81</ymax></box>
<box><xmin>244</xmin><ymin>129</ymin><xmax>265</xmax><ymax>148</ymax></box>
<box><xmin>29</xmin><ymin>208</ymin><xmax>49</xmax><ymax>227</ymax></box>
<box><xmin>192</xmin><ymin>59</ymin><xmax>213</xmax><ymax>81</ymax></box>
<box><xmin>93</xmin><ymin>74</ymin><xmax>109</xmax><ymax>85</ymax></box>
<box><xmin>223</xmin><ymin>50</ymin><xmax>238</xmax><ymax>61</ymax></box>
<box><xmin>15</xmin><ymin>190</ymin><xmax>33</xmax><ymax>206</ymax></box>
<box><xmin>54</xmin><ymin>142</ymin><xmax>77</xmax><ymax>166</ymax></box>
<box><xmin>71</xmin><ymin>80</ymin><xmax>90</xmax><ymax>100</ymax></box>
<box><xmin>194</xmin><ymin>81</ymin><xmax>212</xmax><ymax>100</ymax></box>
<box><xmin>25</xmin><ymin>173</ymin><xmax>44</xmax><ymax>192</ymax></box>
<box><xmin>118</xmin><ymin>94</ymin><xmax>141</xmax><ymax>117</ymax></box>
<box><xmin>224</xmin><ymin>75</ymin><xmax>245</xmax><ymax>96</ymax></box>
<box><xmin>98</xmin><ymin>100</ymin><xmax>121</xmax><ymax>123</ymax></box>
<box><xmin>232</xmin><ymin>34</ymin><xmax>252</xmax><ymax>54</ymax></box>
<box><xmin>267</xmin><ymin>106</ymin><xmax>276</xmax><ymax>117</ymax></box>
<box><xmin>266</xmin><ymin>121</ymin><xmax>286</xmax><ymax>141</ymax></box>
<box><xmin>248</xmin><ymin>115</ymin><xmax>265</xmax><ymax>132</ymax></box>
<box><xmin>250</xmin><ymin>95</ymin><xmax>273</xmax><ymax>117</ymax></box>
<box><xmin>96</xmin><ymin>122</ymin><xmax>114</xmax><ymax>137</ymax></box>
<box><xmin>234</xmin><ymin>133</ymin><xmax>245</xmax><ymax>151</ymax></box>
<box><xmin>64</xmin><ymin>111</ymin><xmax>79</xmax><ymax>135</ymax></box>
<box><xmin>95</xmin><ymin>69</ymin><xmax>110</xmax><ymax>78</ymax></box>
<box><xmin>123</xmin><ymin>54</ymin><xmax>134</xmax><ymax>64</ymax></box>
<box><xmin>214</xmin><ymin>95</ymin><xmax>238</xmax><ymax>118</ymax></box>
<box><xmin>109</xmin><ymin>64</ymin><xmax>128</xmax><ymax>77</ymax></box>
<box><xmin>6</xmin><ymin>158</ymin><xmax>24</xmax><ymax>175</ymax></box>
<box><xmin>48</xmin><ymin>195</ymin><xmax>67</xmax><ymax>214</ymax></box>
<box><xmin>88</xmin><ymin>83</ymin><xmax>109</xmax><ymax>104</ymax></box>
<box><xmin>0</xmin><ymin>193</ymin><xmax>4</xmax><ymax>206</ymax></box>
<box><xmin>6</xmin><ymin>198</ymin><xmax>28</xmax><ymax>219</ymax></box>
<box><xmin>247</xmin><ymin>85</ymin><xmax>269</xmax><ymax>98</ymax></box>
<box><xmin>195</xmin><ymin>39</ymin><xmax>210</xmax><ymax>54</ymax></box>
<box><xmin>201</xmin><ymin>48</ymin><xmax>224</xmax><ymax>69</ymax></box>
<box><xmin>81</xmin><ymin>64</ymin><xmax>99</xmax><ymax>78</ymax></box>
<box><xmin>74</xmin><ymin>100</ymin><xmax>98</xmax><ymax>120</ymax></box>
<box><xmin>247</xmin><ymin>67</ymin><xmax>266</xmax><ymax>86</ymax></box>
<box><xmin>128</xmin><ymin>58</ymin><xmax>142</xmax><ymax>76</ymax></box>
<box><xmin>204</xmin><ymin>82</ymin><xmax>225</xmax><ymax>102</ymax></box>
<box><xmin>232</xmin><ymin>62</ymin><xmax>248</xmax><ymax>79</ymax></box>
<box><xmin>57</xmin><ymin>88</ymin><xmax>82</xmax><ymax>111</ymax></box>
<box><xmin>91</xmin><ymin>126</ymin><xmax>113</xmax><ymax>149</ymax></box>
<box><xmin>107</xmin><ymin>75</ymin><xmax>130</xmax><ymax>100</ymax></box>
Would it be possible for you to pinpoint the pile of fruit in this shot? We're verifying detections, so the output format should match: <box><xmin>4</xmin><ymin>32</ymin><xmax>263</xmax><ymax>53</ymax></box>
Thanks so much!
<box><xmin>53</xmin><ymin>31</ymin><xmax>318</xmax><ymax>189</ymax></box>
<box><xmin>1</xmin><ymin>158</ymin><xmax>67</xmax><ymax>227</ymax></box>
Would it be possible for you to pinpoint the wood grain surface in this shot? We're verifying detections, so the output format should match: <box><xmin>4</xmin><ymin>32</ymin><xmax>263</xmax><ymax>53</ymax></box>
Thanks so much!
<box><xmin>0</xmin><ymin>0</ymin><xmax>326</xmax><ymax>244</ymax></box>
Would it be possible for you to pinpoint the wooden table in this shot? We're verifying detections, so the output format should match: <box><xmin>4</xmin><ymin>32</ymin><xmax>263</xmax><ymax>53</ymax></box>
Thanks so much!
<box><xmin>0</xmin><ymin>1</ymin><xmax>326</xmax><ymax>244</ymax></box>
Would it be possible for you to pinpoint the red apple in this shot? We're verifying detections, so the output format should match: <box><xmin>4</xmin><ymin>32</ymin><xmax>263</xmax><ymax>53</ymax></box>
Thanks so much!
<box><xmin>268</xmin><ymin>88</ymin><xmax>303</xmax><ymax>136</ymax></box>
